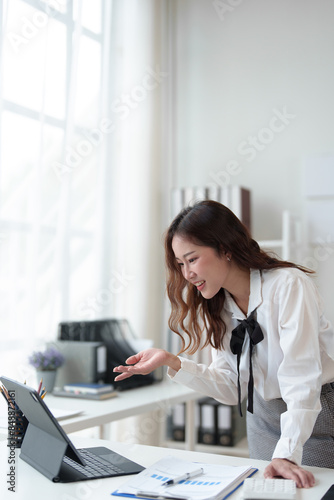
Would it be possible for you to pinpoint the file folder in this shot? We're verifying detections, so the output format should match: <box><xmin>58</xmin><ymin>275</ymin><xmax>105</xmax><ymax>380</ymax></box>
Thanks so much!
<box><xmin>57</xmin><ymin>319</ymin><xmax>156</xmax><ymax>390</ymax></box>
<box><xmin>197</xmin><ymin>398</ymin><xmax>246</xmax><ymax>447</ymax></box>
<box><xmin>48</xmin><ymin>340</ymin><xmax>107</xmax><ymax>388</ymax></box>
<box><xmin>171</xmin><ymin>403</ymin><xmax>185</xmax><ymax>441</ymax></box>
<box><xmin>198</xmin><ymin>398</ymin><xmax>217</xmax><ymax>445</ymax></box>
<box><xmin>217</xmin><ymin>404</ymin><xmax>233</xmax><ymax>446</ymax></box>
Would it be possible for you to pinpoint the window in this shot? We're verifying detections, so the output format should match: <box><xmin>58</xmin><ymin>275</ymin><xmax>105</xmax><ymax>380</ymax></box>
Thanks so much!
<box><xmin>0</xmin><ymin>0</ymin><xmax>111</xmax><ymax>379</ymax></box>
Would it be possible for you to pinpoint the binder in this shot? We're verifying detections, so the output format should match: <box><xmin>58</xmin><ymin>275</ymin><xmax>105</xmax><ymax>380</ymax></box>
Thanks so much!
<box><xmin>170</xmin><ymin>186</ymin><xmax>251</xmax><ymax>230</ymax></box>
<box><xmin>205</xmin><ymin>185</ymin><xmax>220</xmax><ymax>202</ymax></box>
<box><xmin>198</xmin><ymin>398</ymin><xmax>217</xmax><ymax>445</ymax></box>
<box><xmin>170</xmin><ymin>401</ymin><xmax>200</xmax><ymax>443</ymax></box>
<box><xmin>197</xmin><ymin>398</ymin><xmax>247</xmax><ymax>447</ymax></box>
<box><xmin>218</xmin><ymin>400</ymin><xmax>247</xmax><ymax>447</ymax></box>
<box><xmin>171</xmin><ymin>403</ymin><xmax>185</xmax><ymax>442</ymax></box>
<box><xmin>47</xmin><ymin>340</ymin><xmax>107</xmax><ymax>388</ymax></box>
<box><xmin>220</xmin><ymin>186</ymin><xmax>231</xmax><ymax>207</ymax></box>
<box><xmin>217</xmin><ymin>404</ymin><xmax>233</xmax><ymax>446</ymax></box>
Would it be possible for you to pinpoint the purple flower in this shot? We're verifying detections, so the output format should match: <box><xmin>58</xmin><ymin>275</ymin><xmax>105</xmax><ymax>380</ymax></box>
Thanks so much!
<box><xmin>28</xmin><ymin>347</ymin><xmax>65</xmax><ymax>371</ymax></box>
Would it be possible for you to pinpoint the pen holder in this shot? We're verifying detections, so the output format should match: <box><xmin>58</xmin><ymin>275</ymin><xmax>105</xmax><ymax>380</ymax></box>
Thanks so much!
<box><xmin>7</xmin><ymin>408</ymin><xmax>29</xmax><ymax>449</ymax></box>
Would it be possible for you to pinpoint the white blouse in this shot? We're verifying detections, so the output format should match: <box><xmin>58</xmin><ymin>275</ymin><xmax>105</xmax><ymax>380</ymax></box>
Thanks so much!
<box><xmin>167</xmin><ymin>267</ymin><xmax>334</xmax><ymax>465</ymax></box>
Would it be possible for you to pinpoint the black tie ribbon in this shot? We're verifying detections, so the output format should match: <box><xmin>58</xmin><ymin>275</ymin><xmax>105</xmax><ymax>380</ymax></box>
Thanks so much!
<box><xmin>230</xmin><ymin>309</ymin><xmax>264</xmax><ymax>417</ymax></box>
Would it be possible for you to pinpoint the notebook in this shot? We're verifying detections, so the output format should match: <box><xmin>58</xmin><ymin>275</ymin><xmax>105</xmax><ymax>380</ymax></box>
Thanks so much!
<box><xmin>0</xmin><ymin>376</ymin><xmax>144</xmax><ymax>483</ymax></box>
<box><xmin>112</xmin><ymin>455</ymin><xmax>258</xmax><ymax>500</ymax></box>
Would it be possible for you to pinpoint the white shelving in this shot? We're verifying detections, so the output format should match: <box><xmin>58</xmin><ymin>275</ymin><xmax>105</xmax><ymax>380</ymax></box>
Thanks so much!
<box><xmin>162</xmin><ymin>436</ymin><xmax>249</xmax><ymax>458</ymax></box>
<box><xmin>257</xmin><ymin>210</ymin><xmax>302</xmax><ymax>261</ymax></box>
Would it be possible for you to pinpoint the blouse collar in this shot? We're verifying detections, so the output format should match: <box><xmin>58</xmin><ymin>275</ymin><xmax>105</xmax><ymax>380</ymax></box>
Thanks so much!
<box><xmin>224</xmin><ymin>268</ymin><xmax>263</xmax><ymax>319</ymax></box>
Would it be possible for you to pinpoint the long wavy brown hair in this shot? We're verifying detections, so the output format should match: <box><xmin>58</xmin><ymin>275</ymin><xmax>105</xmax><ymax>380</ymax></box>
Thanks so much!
<box><xmin>165</xmin><ymin>200</ymin><xmax>313</xmax><ymax>354</ymax></box>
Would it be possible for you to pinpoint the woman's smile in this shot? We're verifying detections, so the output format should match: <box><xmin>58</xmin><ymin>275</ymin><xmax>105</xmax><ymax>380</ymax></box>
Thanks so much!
<box><xmin>194</xmin><ymin>280</ymin><xmax>206</xmax><ymax>291</ymax></box>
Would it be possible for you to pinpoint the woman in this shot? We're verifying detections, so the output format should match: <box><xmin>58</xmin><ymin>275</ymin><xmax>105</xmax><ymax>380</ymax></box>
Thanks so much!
<box><xmin>114</xmin><ymin>200</ymin><xmax>334</xmax><ymax>488</ymax></box>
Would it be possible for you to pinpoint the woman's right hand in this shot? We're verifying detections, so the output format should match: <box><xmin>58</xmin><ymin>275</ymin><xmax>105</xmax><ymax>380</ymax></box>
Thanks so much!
<box><xmin>264</xmin><ymin>458</ymin><xmax>315</xmax><ymax>488</ymax></box>
<box><xmin>113</xmin><ymin>348</ymin><xmax>181</xmax><ymax>381</ymax></box>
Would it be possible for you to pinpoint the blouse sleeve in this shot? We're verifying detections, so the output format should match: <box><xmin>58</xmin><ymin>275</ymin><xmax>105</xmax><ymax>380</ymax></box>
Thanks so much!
<box><xmin>167</xmin><ymin>350</ymin><xmax>246</xmax><ymax>407</ymax></box>
<box><xmin>272</xmin><ymin>272</ymin><xmax>323</xmax><ymax>465</ymax></box>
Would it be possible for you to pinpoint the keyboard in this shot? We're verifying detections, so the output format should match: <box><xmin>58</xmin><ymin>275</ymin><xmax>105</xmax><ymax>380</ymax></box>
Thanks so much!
<box><xmin>63</xmin><ymin>449</ymin><xmax>124</xmax><ymax>478</ymax></box>
<box><xmin>242</xmin><ymin>478</ymin><xmax>296</xmax><ymax>499</ymax></box>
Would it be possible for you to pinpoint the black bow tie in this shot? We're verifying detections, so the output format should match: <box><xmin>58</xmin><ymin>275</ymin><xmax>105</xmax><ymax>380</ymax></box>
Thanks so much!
<box><xmin>230</xmin><ymin>309</ymin><xmax>264</xmax><ymax>416</ymax></box>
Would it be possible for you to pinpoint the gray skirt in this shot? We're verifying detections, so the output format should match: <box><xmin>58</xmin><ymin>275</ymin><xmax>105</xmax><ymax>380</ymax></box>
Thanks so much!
<box><xmin>246</xmin><ymin>383</ymin><xmax>334</xmax><ymax>468</ymax></box>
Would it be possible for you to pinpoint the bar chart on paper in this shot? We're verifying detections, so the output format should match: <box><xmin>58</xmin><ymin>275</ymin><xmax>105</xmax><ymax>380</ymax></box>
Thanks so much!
<box><xmin>112</xmin><ymin>455</ymin><xmax>257</xmax><ymax>500</ymax></box>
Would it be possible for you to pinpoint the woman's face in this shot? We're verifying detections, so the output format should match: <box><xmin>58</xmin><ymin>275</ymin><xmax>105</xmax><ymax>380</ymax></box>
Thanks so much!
<box><xmin>172</xmin><ymin>235</ymin><xmax>231</xmax><ymax>299</ymax></box>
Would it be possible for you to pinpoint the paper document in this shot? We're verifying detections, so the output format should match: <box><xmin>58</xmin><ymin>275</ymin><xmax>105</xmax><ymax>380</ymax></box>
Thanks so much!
<box><xmin>112</xmin><ymin>455</ymin><xmax>257</xmax><ymax>500</ymax></box>
<box><xmin>0</xmin><ymin>407</ymin><xmax>83</xmax><ymax>428</ymax></box>
<box><xmin>49</xmin><ymin>408</ymin><xmax>84</xmax><ymax>421</ymax></box>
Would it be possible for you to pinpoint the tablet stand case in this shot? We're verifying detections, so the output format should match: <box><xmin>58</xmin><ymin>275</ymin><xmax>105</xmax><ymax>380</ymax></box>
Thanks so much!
<box><xmin>1</xmin><ymin>377</ymin><xmax>92</xmax><ymax>482</ymax></box>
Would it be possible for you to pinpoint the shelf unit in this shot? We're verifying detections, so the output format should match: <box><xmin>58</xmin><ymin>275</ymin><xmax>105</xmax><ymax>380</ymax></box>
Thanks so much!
<box><xmin>257</xmin><ymin>210</ymin><xmax>302</xmax><ymax>261</ymax></box>
<box><xmin>162</xmin><ymin>436</ymin><xmax>249</xmax><ymax>458</ymax></box>
<box><xmin>162</xmin><ymin>397</ymin><xmax>248</xmax><ymax>458</ymax></box>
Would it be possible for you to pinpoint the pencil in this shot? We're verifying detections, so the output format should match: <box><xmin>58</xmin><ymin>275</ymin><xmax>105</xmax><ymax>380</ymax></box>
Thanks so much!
<box><xmin>41</xmin><ymin>391</ymin><xmax>47</xmax><ymax>399</ymax></box>
<box><xmin>37</xmin><ymin>378</ymin><xmax>43</xmax><ymax>395</ymax></box>
<box><xmin>0</xmin><ymin>387</ymin><xmax>8</xmax><ymax>402</ymax></box>
<box><xmin>0</xmin><ymin>385</ymin><xmax>15</xmax><ymax>409</ymax></box>
<box><xmin>1</xmin><ymin>384</ymin><xmax>10</xmax><ymax>401</ymax></box>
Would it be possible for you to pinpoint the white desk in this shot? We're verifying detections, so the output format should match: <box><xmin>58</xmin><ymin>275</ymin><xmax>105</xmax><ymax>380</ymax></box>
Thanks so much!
<box><xmin>45</xmin><ymin>380</ymin><xmax>202</xmax><ymax>449</ymax></box>
<box><xmin>0</xmin><ymin>435</ymin><xmax>332</xmax><ymax>500</ymax></box>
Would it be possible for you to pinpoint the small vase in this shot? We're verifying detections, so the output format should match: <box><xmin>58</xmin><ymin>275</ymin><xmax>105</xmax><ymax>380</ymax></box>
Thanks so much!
<box><xmin>36</xmin><ymin>370</ymin><xmax>57</xmax><ymax>393</ymax></box>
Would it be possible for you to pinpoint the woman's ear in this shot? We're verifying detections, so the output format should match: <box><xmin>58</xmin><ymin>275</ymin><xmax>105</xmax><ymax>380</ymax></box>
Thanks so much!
<box><xmin>223</xmin><ymin>249</ymin><xmax>232</xmax><ymax>262</ymax></box>
<box><xmin>219</xmin><ymin>246</ymin><xmax>232</xmax><ymax>262</ymax></box>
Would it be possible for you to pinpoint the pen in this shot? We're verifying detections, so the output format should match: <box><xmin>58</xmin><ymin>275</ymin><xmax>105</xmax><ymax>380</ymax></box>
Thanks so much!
<box><xmin>162</xmin><ymin>467</ymin><xmax>204</xmax><ymax>486</ymax></box>
<box><xmin>136</xmin><ymin>493</ymin><xmax>185</xmax><ymax>500</ymax></box>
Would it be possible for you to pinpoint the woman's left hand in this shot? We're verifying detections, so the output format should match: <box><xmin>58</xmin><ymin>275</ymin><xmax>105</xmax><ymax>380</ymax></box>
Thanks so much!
<box><xmin>264</xmin><ymin>458</ymin><xmax>315</xmax><ymax>488</ymax></box>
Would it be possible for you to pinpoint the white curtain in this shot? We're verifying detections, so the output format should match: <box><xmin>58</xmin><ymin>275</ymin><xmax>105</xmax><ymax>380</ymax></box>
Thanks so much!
<box><xmin>106</xmin><ymin>0</ymin><xmax>169</xmax><ymax>342</ymax></box>
<box><xmin>0</xmin><ymin>0</ymin><xmax>170</xmax><ymax>414</ymax></box>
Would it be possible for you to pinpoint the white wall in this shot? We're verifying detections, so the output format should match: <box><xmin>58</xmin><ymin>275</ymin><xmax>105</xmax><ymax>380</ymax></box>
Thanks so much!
<box><xmin>170</xmin><ymin>0</ymin><xmax>334</xmax><ymax>323</ymax></box>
